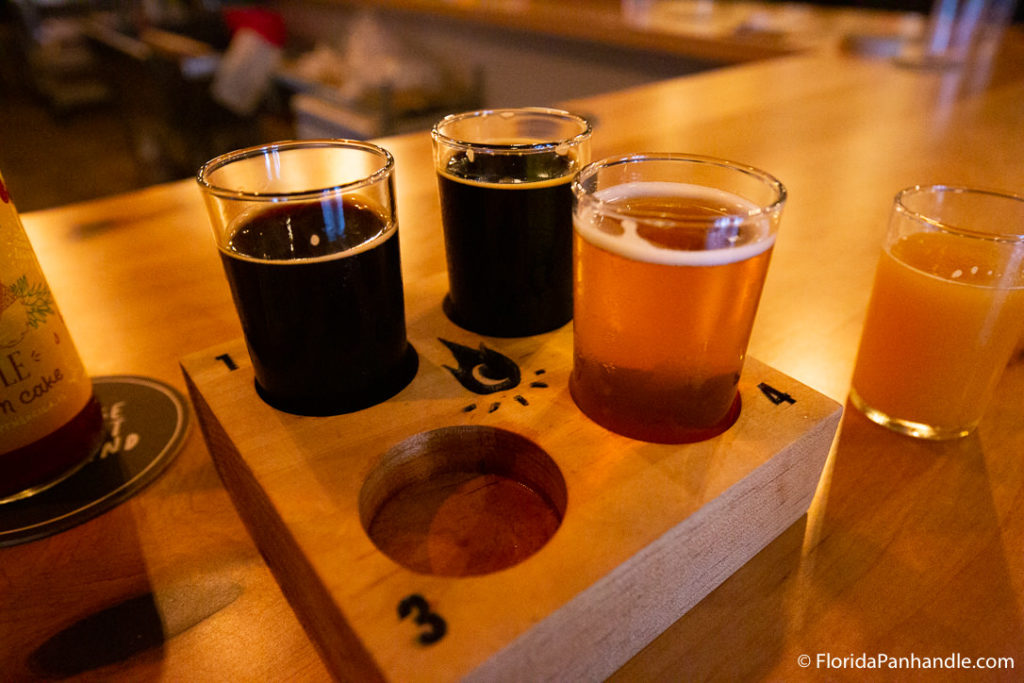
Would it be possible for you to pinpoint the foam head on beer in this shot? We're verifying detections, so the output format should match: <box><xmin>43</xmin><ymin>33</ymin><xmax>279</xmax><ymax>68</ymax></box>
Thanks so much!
<box><xmin>574</xmin><ymin>181</ymin><xmax>776</xmax><ymax>265</ymax></box>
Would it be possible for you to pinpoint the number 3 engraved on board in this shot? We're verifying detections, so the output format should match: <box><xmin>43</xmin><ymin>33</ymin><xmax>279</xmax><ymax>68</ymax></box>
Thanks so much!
<box><xmin>398</xmin><ymin>594</ymin><xmax>447</xmax><ymax>645</ymax></box>
<box><xmin>758</xmin><ymin>382</ymin><xmax>796</xmax><ymax>406</ymax></box>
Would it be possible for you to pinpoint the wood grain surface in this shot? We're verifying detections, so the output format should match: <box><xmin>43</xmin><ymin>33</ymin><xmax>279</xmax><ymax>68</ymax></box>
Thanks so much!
<box><xmin>181</xmin><ymin>326</ymin><xmax>840</xmax><ymax>679</ymax></box>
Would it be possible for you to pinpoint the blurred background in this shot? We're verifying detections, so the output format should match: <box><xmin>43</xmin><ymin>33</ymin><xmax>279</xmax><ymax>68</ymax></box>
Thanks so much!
<box><xmin>1</xmin><ymin>0</ymin><xmax>1019</xmax><ymax>212</ymax></box>
<box><xmin>0</xmin><ymin>0</ymin><xmax>703</xmax><ymax>211</ymax></box>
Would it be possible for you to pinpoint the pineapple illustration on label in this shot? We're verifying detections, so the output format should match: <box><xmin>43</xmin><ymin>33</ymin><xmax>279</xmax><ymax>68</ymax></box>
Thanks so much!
<box><xmin>1</xmin><ymin>274</ymin><xmax>56</xmax><ymax>350</ymax></box>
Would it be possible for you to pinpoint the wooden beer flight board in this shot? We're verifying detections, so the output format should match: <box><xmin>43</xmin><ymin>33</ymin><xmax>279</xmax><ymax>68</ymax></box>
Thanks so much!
<box><xmin>180</xmin><ymin>293</ymin><xmax>841</xmax><ymax>682</ymax></box>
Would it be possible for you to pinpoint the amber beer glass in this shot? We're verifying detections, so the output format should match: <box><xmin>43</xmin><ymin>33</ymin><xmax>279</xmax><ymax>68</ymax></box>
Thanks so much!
<box><xmin>198</xmin><ymin>140</ymin><xmax>417</xmax><ymax>416</ymax></box>
<box><xmin>571</xmin><ymin>154</ymin><xmax>785</xmax><ymax>443</ymax></box>
<box><xmin>850</xmin><ymin>186</ymin><xmax>1024</xmax><ymax>439</ymax></box>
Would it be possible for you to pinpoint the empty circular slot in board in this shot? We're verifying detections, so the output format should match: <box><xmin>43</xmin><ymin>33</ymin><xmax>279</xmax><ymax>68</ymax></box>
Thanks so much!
<box><xmin>360</xmin><ymin>426</ymin><xmax>567</xmax><ymax>576</ymax></box>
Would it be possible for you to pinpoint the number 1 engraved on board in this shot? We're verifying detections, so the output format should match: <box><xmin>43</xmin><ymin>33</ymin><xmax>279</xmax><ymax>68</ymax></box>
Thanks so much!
<box><xmin>398</xmin><ymin>594</ymin><xmax>447</xmax><ymax>645</ymax></box>
<box><xmin>215</xmin><ymin>353</ymin><xmax>238</xmax><ymax>371</ymax></box>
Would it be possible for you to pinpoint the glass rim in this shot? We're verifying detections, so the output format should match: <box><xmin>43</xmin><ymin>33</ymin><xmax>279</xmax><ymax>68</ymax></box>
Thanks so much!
<box><xmin>895</xmin><ymin>184</ymin><xmax>1024</xmax><ymax>244</ymax></box>
<box><xmin>431</xmin><ymin>107</ymin><xmax>592</xmax><ymax>154</ymax></box>
<box><xmin>573</xmin><ymin>153</ymin><xmax>787</xmax><ymax>226</ymax></box>
<box><xmin>196</xmin><ymin>139</ymin><xmax>394</xmax><ymax>202</ymax></box>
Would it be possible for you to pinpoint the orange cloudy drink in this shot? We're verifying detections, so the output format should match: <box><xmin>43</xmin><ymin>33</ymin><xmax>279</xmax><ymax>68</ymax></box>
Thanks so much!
<box><xmin>851</xmin><ymin>234</ymin><xmax>1024</xmax><ymax>433</ymax></box>
<box><xmin>571</xmin><ymin>155</ymin><xmax>785</xmax><ymax>443</ymax></box>
<box><xmin>850</xmin><ymin>186</ymin><xmax>1024</xmax><ymax>439</ymax></box>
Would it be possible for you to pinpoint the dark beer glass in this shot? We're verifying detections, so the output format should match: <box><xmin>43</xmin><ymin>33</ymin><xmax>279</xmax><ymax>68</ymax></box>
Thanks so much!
<box><xmin>432</xmin><ymin>108</ymin><xmax>591</xmax><ymax>337</ymax></box>
<box><xmin>197</xmin><ymin>140</ymin><xmax>417</xmax><ymax>416</ymax></box>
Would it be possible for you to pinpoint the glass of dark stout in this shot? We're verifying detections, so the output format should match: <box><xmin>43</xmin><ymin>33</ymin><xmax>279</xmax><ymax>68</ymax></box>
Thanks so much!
<box><xmin>432</xmin><ymin>108</ymin><xmax>591</xmax><ymax>337</ymax></box>
<box><xmin>197</xmin><ymin>140</ymin><xmax>417</xmax><ymax>416</ymax></box>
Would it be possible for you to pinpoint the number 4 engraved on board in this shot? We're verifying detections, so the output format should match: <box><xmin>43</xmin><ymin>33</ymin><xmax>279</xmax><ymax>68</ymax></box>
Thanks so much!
<box><xmin>758</xmin><ymin>382</ymin><xmax>796</xmax><ymax>406</ymax></box>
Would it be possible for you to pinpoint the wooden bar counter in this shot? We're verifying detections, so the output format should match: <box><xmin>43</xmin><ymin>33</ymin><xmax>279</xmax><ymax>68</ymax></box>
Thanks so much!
<box><xmin>3</xmin><ymin>32</ymin><xmax>1024</xmax><ymax>680</ymax></box>
<box><xmin>291</xmin><ymin>0</ymin><xmax>802</xmax><ymax>63</ymax></box>
<box><xmin>287</xmin><ymin>0</ymin><xmax>923</xmax><ymax>64</ymax></box>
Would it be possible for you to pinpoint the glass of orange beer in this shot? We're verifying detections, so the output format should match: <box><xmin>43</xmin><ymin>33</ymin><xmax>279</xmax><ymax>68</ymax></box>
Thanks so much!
<box><xmin>850</xmin><ymin>185</ymin><xmax>1024</xmax><ymax>440</ymax></box>
<box><xmin>570</xmin><ymin>154</ymin><xmax>786</xmax><ymax>443</ymax></box>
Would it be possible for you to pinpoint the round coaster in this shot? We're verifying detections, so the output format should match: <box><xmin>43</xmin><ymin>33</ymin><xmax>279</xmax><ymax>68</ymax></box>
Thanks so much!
<box><xmin>0</xmin><ymin>375</ymin><xmax>190</xmax><ymax>547</ymax></box>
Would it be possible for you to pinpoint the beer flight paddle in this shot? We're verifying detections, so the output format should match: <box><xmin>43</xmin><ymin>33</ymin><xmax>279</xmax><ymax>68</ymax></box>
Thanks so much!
<box><xmin>187</xmin><ymin>130</ymin><xmax>840</xmax><ymax>680</ymax></box>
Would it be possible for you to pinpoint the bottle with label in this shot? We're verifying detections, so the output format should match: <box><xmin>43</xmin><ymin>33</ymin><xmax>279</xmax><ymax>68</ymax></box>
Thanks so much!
<box><xmin>0</xmin><ymin>172</ymin><xmax>104</xmax><ymax>504</ymax></box>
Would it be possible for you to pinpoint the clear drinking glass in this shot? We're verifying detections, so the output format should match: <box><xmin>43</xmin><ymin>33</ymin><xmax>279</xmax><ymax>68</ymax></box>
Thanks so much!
<box><xmin>432</xmin><ymin>108</ymin><xmax>591</xmax><ymax>337</ymax></box>
<box><xmin>570</xmin><ymin>153</ymin><xmax>786</xmax><ymax>443</ymax></box>
<box><xmin>897</xmin><ymin>0</ymin><xmax>1018</xmax><ymax>68</ymax></box>
<box><xmin>850</xmin><ymin>185</ymin><xmax>1024</xmax><ymax>439</ymax></box>
<box><xmin>197</xmin><ymin>140</ymin><xmax>418</xmax><ymax>416</ymax></box>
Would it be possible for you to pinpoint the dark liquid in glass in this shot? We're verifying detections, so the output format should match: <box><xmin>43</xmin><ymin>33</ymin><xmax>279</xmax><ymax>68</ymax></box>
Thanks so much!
<box><xmin>438</xmin><ymin>150</ymin><xmax>574</xmax><ymax>337</ymax></box>
<box><xmin>219</xmin><ymin>199</ymin><xmax>417</xmax><ymax>416</ymax></box>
